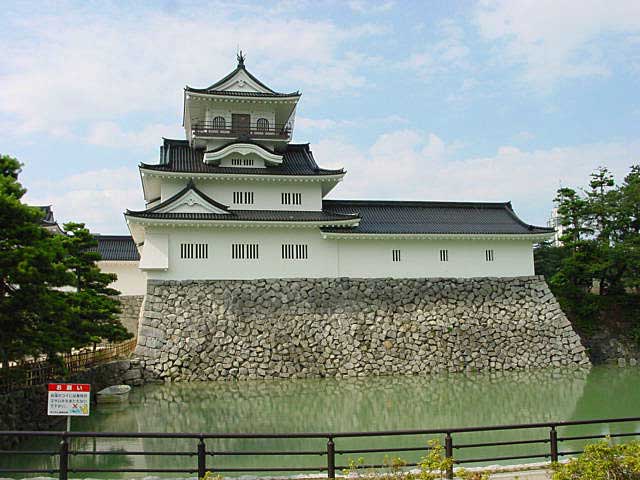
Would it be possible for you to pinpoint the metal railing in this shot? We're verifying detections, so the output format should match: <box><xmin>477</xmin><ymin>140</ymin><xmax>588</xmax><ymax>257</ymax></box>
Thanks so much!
<box><xmin>0</xmin><ymin>338</ymin><xmax>137</xmax><ymax>393</ymax></box>
<box><xmin>192</xmin><ymin>121</ymin><xmax>292</xmax><ymax>140</ymax></box>
<box><xmin>1</xmin><ymin>416</ymin><xmax>640</xmax><ymax>479</ymax></box>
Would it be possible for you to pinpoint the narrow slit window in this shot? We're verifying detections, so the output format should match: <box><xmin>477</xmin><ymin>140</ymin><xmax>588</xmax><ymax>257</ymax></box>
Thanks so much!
<box><xmin>180</xmin><ymin>243</ymin><xmax>208</xmax><ymax>259</ymax></box>
<box><xmin>440</xmin><ymin>249</ymin><xmax>449</xmax><ymax>262</ymax></box>
<box><xmin>282</xmin><ymin>192</ymin><xmax>302</xmax><ymax>205</ymax></box>
<box><xmin>232</xmin><ymin>243</ymin><xmax>259</xmax><ymax>260</ymax></box>
<box><xmin>281</xmin><ymin>244</ymin><xmax>309</xmax><ymax>260</ymax></box>
<box><xmin>486</xmin><ymin>249</ymin><xmax>495</xmax><ymax>262</ymax></box>
<box><xmin>233</xmin><ymin>192</ymin><xmax>254</xmax><ymax>204</ymax></box>
<box><xmin>392</xmin><ymin>249</ymin><xmax>401</xmax><ymax>262</ymax></box>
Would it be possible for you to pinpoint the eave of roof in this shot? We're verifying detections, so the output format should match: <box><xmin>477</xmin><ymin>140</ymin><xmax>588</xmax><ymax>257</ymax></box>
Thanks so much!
<box><xmin>185</xmin><ymin>89</ymin><xmax>301</xmax><ymax>98</ymax></box>
<box><xmin>184</xmin><ymin>62</ymin><xmax>299</xmax><ymax>97</ymax></box>
<box><xmin>321</xmin><ymin>199</ymin><xmax>555</xmax><ymax>236</ymax></box>
<box><xmin>90</xmin><ymin>235</ymin><xmax>140</xmax><ymax>261</ymax></box>
<box><xmin>125</xmin><ymin>209</ymin><xmax>359</xmax><ymax>224</ymax></box>
<box><xmin>141</xmin><ymin>142</ymin><xmax>345</xmax><ymax>178</ymax></box>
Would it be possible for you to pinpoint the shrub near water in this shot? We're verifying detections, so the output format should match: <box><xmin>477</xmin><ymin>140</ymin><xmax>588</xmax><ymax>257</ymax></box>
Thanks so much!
<box><xmin>552</xmin><ymin>441</ymin><xmax>640</xmax><ymax>480</ymax></box>
<box><xmin>341</xmin><ymin>440</ymin><xmax>487</xmax><ymax>480</ymax></box>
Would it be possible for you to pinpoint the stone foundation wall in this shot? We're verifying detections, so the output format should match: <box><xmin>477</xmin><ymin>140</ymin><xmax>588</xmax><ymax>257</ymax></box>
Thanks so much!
<box><xmin>135</xmin><ymin>276</ymin><xmax>590</xmax><ymax>381</ymax></box>
<box><xmin>116</xmin><ymin>295</ymin><xmax>144</xmax><ymax>336</ymax></box>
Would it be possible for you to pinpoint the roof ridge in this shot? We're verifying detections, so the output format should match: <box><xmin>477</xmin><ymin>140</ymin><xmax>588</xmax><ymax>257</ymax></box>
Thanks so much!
<box><xmin>185</xmin><ymin>60</ymin><xmax>295</xmax><ymax>96</ymax></box>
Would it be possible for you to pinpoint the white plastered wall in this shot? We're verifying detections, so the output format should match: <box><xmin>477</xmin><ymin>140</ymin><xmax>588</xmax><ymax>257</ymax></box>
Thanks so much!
<box><xmin>98</xmin><ymin>261</ymin><xmax>147</xmax><ymax>295</ymax></box>
<box><xmin>145</xmin><ymin>227</ymin><xmax>338</xmax><ymax>280</ymax></box>
<box><xmin>335</xmin><ymin>238</ymin><xmax>535</xmax><ymax>278</ymax></box>
<box><xmin>160</xmin><ymin>178</ymin><xmax>323</xmax><ymax>211</ymax></box>
<box><xmin>141</xmin><ymin>226</ymin><xmax>536</xmax><ymax>280</ymax></box>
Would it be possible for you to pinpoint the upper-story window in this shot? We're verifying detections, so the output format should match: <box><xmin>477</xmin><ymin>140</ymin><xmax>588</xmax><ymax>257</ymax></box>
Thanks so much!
<box><xmin>212</xmin><ymin>116</ymin><xmax>226</xmax><ymax>130</ymax></box>
<box><xmin>281</xmin><ymin>193</ymin><xmax>302</xmax><ymax>205</ymax></box>
<box><xmin>231</xmin><ymin>158</ymin><xmax>254</xmax><ymax>166</ymax></box>
<box><xmin>256</xmin><ymin>118</ymin><xmax>270</xmax><ymax>134</ymax></box>
<box><xmin>233</xmin><ymin>192</ymin><xmax>254</xmax><ymax>204</ymax></box>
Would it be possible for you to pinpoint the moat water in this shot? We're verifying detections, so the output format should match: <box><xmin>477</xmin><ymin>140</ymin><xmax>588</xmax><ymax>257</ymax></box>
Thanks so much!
<box><xmin>3</xmin><ymin>365</ymin><xmax>640</xmax><ymax>478</ymax></box>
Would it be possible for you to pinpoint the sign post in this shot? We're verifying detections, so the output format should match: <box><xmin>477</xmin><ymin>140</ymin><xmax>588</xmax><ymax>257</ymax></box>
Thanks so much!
<box><xmin>47</xmin><ymin>383</ymin><xmax>91</xmax><ymax>431</ymax></box>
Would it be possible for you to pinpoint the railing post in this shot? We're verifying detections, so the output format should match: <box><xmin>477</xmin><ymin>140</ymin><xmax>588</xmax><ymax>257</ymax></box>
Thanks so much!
<box><xmin>550</xmin><ymin>426</ymin><xmax>559</xmax><ymax>463</ymax></box>
<box><xmin>198</xmin><ymin>437</ymin><xmax>206</xmax><ymax>479</ymax></box>
<box><xmin>327</xmin><ymin>436</ymin><xmax>335</xmax><ymax>479</ymax></box>
<box><xmin>445</xmin><ymin>432</ymin><xmax>454</xmax><ymax>480</ymax></box>
<box><xmin>59</xmin><ymin>434</ymin><xmax>69</xmax><ymax>480</ymax></box>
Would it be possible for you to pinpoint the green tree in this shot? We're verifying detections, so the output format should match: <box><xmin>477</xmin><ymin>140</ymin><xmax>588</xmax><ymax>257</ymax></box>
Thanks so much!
<box><xmin>61</xmin><ymin>223</ymin><xmax>131</xmax><ymax>346</ymax></box>
<box><xmin>0</xmin><ymin>154</ymin><xmax>131</xmax><ymax>370</ymax></box>
<box><xmin>534</xmin><ymin>241</ymin><xmax>569</xmax><ymax>282</ymax></box>
<box><xmin>549</xmin><ymin>164</ymin><xmax>640</xmax><ymax>329</ymax></box>
<box><xmin>0</xmin><ymin>155</ymin><xmax>73</xmax><ymax>367</ymax></box>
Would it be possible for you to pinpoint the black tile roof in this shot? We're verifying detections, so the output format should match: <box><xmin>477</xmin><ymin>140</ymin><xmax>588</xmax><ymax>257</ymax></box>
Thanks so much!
<box><xmin>141</xmin><ymin>139</ymin><xmax>344</xmax><ymax>177</ymax></box>
<box><xmin>91</xmin><ymin>235</ymin><xmax>140</xmax><ymax>261</ymax></box>
<box><xmin>126</xmin><ymin>210</ymin><xmax>358</xmax><ymax>222</ymax></box>
<box><xmin>186</xmin><ymin>89</ymin><xmax>300</xmax><ymax>98</ymax></box>
<box><xmin>184</xmin><ymin>60</ymin><xmax>300</xmax><ymax>98</ymax></box>
<box><xmin>321</xmin><ymin>200</ymin><xmax>554</xmax><ymax>235</ymax></box>
<box><xmin>126</xmin><ymin>180</ymin><xmax>358</xmax><ymax>224</ymax></box>
<box><xmin>36</xmin><ymin>205</ymin><xmax>55</xmax><ymax>224</ymax></box>
<box><xmin>141</xmin><ymin>179</ymin><xmax>230</xmax><ymax>214</ymax></box>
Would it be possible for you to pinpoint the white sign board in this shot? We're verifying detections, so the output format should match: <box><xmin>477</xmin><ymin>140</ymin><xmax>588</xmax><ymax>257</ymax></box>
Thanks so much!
<box><xmin>47</xmin><ymin>383</ymin><xmax>91</xmax><ymax>416</ymax></box>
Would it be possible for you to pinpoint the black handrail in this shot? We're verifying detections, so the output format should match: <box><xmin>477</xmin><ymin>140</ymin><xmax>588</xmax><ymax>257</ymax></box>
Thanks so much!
<box><xmin>1</xmin><ymin>416</ymin><xmax>640</xmax><ymax>479</ymax></box>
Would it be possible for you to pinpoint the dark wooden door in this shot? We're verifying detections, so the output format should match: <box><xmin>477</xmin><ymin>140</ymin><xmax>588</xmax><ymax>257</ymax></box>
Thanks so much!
<box><xmin>232</xmin><ymin>114</ymin><xmax>251</xmax><ymax>135</ymax></box>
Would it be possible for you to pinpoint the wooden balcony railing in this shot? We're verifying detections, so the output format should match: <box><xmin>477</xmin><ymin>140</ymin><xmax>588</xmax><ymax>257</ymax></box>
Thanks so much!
<box><xmin>192</xmin><ymin>121</ymin><xmax>292</xmax><ymax>140</ymax></box>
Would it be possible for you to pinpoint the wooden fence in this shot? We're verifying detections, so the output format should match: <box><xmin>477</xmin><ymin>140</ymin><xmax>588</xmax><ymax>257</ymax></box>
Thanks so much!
<box><xmin>0</xmin><ymin>338</ymin><xmax>137</xmax><ymax>393</ymax></box>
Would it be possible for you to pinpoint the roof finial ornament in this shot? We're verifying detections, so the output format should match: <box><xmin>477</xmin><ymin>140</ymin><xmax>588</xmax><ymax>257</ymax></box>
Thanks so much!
<box><xmin>237</xmin><ymin>49</ymin><xmax>246</xmax><ymax>67</ymax></box>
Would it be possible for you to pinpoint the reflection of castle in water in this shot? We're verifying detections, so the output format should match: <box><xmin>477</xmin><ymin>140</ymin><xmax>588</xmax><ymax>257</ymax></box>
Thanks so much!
<box><xmin>86</xmin><ymin>368</ymin><xmax>593</xmax><ymax>473</ymax></box>
<box><xmin>132</xmin><ymin>368</ymin><xmax>592</xmax><ymax>433</ymax></box>
<box><xmin>17</xmin><ymin>366</ymin><xmax>640</xmax><ymax>477</ymax></box>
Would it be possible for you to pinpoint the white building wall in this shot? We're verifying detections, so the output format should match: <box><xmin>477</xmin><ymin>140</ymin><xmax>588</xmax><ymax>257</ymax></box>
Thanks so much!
<box><xmin>141</xmin><ymin>226</ymin><xmax>536</xmax><ymax>280</ymax></box>
<box><xmin>336</xmin><ymin>238</ymin><xmax>535</xmax><ymax>278</ymax></box>
<box><xmin>145</xmin><ymin>227</ymin><xmax>337</xmax><ymax>280</ymax></box>
<box><xmin>98</xmin><ymin>261</ymin><xmax>147</xmax><ymax>295</ymax></box>
<box><xmin>160</xmin><ymin>178</ymin><xmax>323</xmax><ymax>211</ymax></box>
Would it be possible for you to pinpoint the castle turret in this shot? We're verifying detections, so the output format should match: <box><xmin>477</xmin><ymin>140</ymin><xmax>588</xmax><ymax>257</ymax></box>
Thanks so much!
<box><xmin>183</xmin><ymin>52</ymin><xmax>301</xmax><ymax>151</ymax></box>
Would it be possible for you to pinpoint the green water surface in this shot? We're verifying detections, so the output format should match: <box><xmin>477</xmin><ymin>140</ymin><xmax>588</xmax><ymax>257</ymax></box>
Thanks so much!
<box><xmin>3</xmin><ymin>365</ymin><xmax>640</xmax><ymax>478</ymax></box>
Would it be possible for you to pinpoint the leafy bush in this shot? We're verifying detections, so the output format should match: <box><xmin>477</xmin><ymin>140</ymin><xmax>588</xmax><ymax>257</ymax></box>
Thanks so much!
<box><xmin>552</xmin><ymin>440</ymin><xmax>640</xmax><ymax>480</ymax></box>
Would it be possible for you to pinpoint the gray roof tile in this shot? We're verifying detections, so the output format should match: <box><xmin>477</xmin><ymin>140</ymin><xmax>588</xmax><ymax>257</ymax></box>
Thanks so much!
<box><xmin>91</xmin><ymin>235</ymin><xmax>140</xmax><ymax>261</ymax></box>
<box><xmin>142</xmin><ymin>140</ymin><xmax>343</xmax><ymax>177</ymax></box>
<box><xmin>126</xmin><ymin>210</ymin><xmax>358</xmax><ymax>223</ymax></box>
<box><xmin>322</xmin><ymin>200</ymin><xmax>554</xmax><ymax>235</ymax></box>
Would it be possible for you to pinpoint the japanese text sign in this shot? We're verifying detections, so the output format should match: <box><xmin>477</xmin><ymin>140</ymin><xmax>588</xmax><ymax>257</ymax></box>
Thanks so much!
<box><xmin>47</xmin><ymin>383</ymin><xmax>91</xmax><ymax>416</ymax></box>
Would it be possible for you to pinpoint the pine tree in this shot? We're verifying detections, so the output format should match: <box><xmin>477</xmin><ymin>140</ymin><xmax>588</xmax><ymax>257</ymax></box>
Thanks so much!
<box><xmin>61</xmin><ymin>223</ymin><xmax>132</xmax><ymax>346</ymax></box>
<box><xmin>0</xmin><ymin>155</ymin><xmax>132</xmax><ymax>370</ymax></box>
<box><xmin>0</xmin><ymin>155</ymin><xmax>72</xmax><ymax>367</ymax></box>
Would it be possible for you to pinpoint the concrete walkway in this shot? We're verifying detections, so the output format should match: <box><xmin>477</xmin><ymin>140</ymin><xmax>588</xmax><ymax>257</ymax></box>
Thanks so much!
<box><xmin>489</xmin><ymin>469</ymin><xmax>551</xmax><ymax>479</ymax></box>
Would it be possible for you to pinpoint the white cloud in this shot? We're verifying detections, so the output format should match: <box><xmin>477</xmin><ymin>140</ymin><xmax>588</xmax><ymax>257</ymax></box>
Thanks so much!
<box><xmin>348</xmin><ymin>1</ymin><xmax>395</xmax><ymax>14</ymax></box>
<box><xmin>475</xmin><ymin>0</ymin><xmax>640</xmax><ymax>88</ymax></box>
<box><xmin>87</xmin><ymin>122</ymin><xmax>184</xmax><ymax>149</ymax></box>
<box><xmin>316</xmin><ymin>129</ymin><xmax>640</xmax><ymax>224</ymax></box>
<box><xmin>400</xmin><ymin>19</ymin><xmax>471</xmax><ymax>79</ymax></box>
<box><xmin>0</xmin><ymin>6</ymin><xmax>383</xmax><ymax>140</ymax></box>
<box><xmin>24</xmin><ymin>167</ymin><xmax>143</xmax><ymax>234</ymax></box>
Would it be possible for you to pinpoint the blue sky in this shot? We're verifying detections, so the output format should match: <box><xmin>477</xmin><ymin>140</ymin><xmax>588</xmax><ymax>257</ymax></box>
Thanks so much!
<box><xmin>1</xmin><ymin>0</ymin><xmax>639</xmax><ymax>233</ymax></box>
